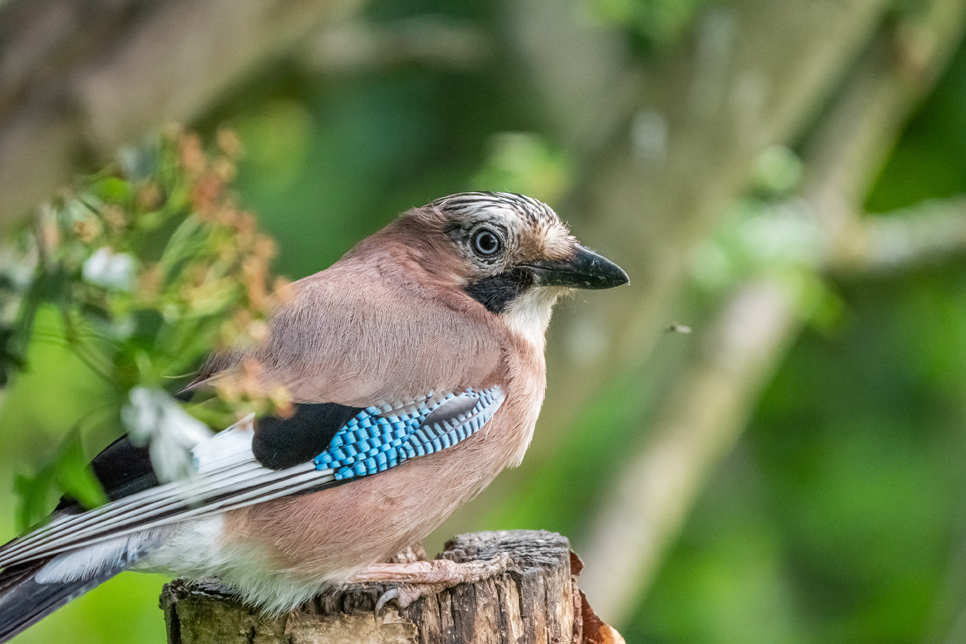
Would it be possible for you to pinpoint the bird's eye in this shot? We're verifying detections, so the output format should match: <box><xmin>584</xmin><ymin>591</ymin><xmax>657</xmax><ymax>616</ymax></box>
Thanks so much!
<box><xmin>472</xmin><ymin>229</ymin><xmax>502</xmax><ymax>256</ymax></box>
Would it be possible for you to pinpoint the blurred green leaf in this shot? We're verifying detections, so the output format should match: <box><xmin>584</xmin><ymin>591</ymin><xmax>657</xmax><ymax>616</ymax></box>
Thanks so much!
<box><xmin>15</xmin><ymin>428</ymin><xmax>107</xmax><ymax>531</ymax></box>
<box><xmin>588</xmin><ymin>0</ymin><xmax>706</xmax><ymax>50</ymax></box>
<box><xmin>472</xmin><ymin>132</ymin><xmax>573</xmax><ymax>205</ymax></box>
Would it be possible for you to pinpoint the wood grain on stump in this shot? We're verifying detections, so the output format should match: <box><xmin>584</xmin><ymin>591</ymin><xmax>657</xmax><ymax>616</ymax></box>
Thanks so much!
<box><xmin>160</xmin><ymin>530</ymin><xmax>622</xmax><ymax>644</ymax></box>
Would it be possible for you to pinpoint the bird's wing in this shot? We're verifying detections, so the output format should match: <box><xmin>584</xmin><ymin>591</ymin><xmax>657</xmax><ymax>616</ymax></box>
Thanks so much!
<box><xmin>0</xmin><ymin>386</ymin><xmax>505</xmax><ymax>569</ymax></box>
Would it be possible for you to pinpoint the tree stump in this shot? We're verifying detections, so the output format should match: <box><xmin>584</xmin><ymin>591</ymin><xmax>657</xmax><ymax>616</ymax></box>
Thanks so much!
<box><xmin>160</xmin><ymin>529</ymin><xmax>623</xmax><ymax>644</ymax></box>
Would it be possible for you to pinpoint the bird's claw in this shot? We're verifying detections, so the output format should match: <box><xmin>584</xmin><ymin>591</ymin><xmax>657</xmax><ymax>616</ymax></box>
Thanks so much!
<box><xmin>374</xmin><ymin>587</ymin><xmax>399</xmax><ymax>615</ymax></box>
<box><xmin>374</xmin><ymin>583</ymin><xmax>432</xmax><ymax>615</ymax></box>
<box><xmin>370</xmin><ymin>554</ymin><xmax>512</xmax><ymax>616</ymax></box>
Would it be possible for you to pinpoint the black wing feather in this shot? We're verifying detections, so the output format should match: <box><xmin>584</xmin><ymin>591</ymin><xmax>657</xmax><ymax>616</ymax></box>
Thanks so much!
<box><xmin>253</xmin><ymin>402</ymin><xmax>364</xmax><ymax>470</ymax></box>
<box><xmin>55</xmin><ymin>436</ymin><xmax>159</xmax><ymax>513</ymax></box>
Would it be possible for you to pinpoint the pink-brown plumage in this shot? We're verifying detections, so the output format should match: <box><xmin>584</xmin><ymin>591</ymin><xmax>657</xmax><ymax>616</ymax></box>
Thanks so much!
<box><xmin>218</xmin><ymin>205</ymin><xmax>553</xmax><ymax>580</ymax></box>
<box><xmin>252</xmin><ymin>234</ymin><xmax>507</xmax><ymax>406</ymax></box>
<box><xmin>225</xmin><ymin>331</ymin><xmax>546</xmax><ymax>581</ymax></box>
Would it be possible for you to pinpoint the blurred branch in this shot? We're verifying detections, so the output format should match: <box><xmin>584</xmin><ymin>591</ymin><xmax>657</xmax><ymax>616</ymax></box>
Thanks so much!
<box><xmin>575</xmin><ymin>0</ymin><xmax>966</xmax><ymax>623</ymax></box>
<box><xmin>799</xmin><ymin>0</ymin><xmax>966</xmax><ymax>246</ymax></box>
<box><xmin>576</xmin><ymin>280</ymin><xmax>800</xmax><ymax>621</ymax></box>
<box><xmin>832</xmin><ymin>197</ymin><xmax>966</xmax><ymax>273</ymax></box>
<box><xmin>452</xmin><ymin>0</ymin><xmax>896</xmax><ymax>581</ymax></box>
<box><xmin>464</xmin><ymin>0</ymin><xmax>893</xmax><ymax>549</ymax></box>
<box><xmin>0</xmin><ymin>0</ymin><xmax>364</xmax><ymax>227</ymax></box>
<box><xmin>299</xmin><ymin>18</ymin><xmax>493</xmax><ymax>74</ymax></box>
<box><xmin>508</xmin><ymin>0</ymin><xmax>893</xmax><ymax>447</ymax></box>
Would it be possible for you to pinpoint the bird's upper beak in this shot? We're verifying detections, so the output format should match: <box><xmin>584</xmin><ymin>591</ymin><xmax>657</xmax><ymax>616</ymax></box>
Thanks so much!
<box><xmin>525</xmin><ymin>245</ymin><xmax>629</xmax><ymax>290</ymax></box>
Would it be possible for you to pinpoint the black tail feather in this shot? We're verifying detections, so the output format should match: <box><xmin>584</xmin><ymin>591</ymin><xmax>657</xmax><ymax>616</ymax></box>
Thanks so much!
<box><xmin>0</xmin><ymin>560</ymin><xmax>121</xmax><ymax>643</ymax></box>
<box><xmin>0</xmin><ymin>432</ymin><xmax>167</xmax><ymax>641</ymax></box>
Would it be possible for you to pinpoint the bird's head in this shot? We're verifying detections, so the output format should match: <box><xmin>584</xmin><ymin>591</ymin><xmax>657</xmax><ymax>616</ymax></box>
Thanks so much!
<box><xmin>395</xmin><ymin>192</ymin><xmax>629</xmax><ymax>344</ymax></box>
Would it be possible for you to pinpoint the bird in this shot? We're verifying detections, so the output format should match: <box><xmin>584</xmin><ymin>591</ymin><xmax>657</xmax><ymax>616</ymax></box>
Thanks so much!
<box><xmin>0</xmin><ymin>191</ymin><xmax>628</xmax><ymax>641</ymax></box>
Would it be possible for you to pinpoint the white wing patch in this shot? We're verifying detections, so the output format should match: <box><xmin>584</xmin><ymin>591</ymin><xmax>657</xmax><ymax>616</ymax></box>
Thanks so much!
<box><xmin>191</xmin><ymin>416</ymin><xmax>258</xmax><ymax>472</ymax></box>
<box><xmin>34</xmin><ymin>529</ymin><xmax>166</xmax><ymax>584</ymax></box>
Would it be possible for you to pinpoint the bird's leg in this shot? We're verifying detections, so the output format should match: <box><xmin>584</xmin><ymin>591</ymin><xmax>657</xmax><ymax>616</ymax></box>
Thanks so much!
<box><xmin>351</xmin><ymin>553</ymin><xmax>512</xmax><ymax>614</ymax></box>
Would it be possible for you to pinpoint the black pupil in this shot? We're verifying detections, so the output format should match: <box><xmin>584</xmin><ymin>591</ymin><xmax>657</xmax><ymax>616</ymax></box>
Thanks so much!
<box><xmin>474</xmin><ymin>231</ymin><xmax>499</xmax><ymax>255</ymax></box>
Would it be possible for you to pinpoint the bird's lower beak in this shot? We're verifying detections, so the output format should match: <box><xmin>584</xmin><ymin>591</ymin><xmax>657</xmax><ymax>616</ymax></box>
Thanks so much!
<box><xmin>526</xmin><ymin>245</ymin><xmax>629</xmax><ymax>290</ymax></box>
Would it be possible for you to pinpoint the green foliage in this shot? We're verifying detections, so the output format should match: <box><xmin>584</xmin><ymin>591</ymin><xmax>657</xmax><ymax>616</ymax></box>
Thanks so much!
<box><xmin>24</xmin><ymin>129</ymin><xmax>280</xmax><ymax>396</ymax></box>
<box><xmin>632</xmin><ymin>264</ymin><xmax>966</xmax><ymax>644</ymax></box>
<box><xmin>471</xmin><ymin>133</ymin><xmax>573</xmax><ymax>205</ymax></box>
<box><xmin>866</xmin><ymin>39</ymin><xmax>966</xmax><ymax>212</ymax></box>
<box><xmin>14</xmin><ymin>428</ymin><xmax>107</xmax><ymax>530</ymax></box>
<box><xmin>588</xmin><ymin>0</ymin><xmax>707</xmax><ymax>51</ymax></box>
<box><xmin>4</xmin><ymin>128</ymin><xmax>289</xmax><ymax>524</ymax></box>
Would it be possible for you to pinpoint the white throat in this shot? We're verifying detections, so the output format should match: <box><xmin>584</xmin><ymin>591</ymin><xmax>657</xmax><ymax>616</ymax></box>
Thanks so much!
<box><xmin>500</xmin><ymin>287</ymin><xmax>563</xmax><ymax>350</ymax></box>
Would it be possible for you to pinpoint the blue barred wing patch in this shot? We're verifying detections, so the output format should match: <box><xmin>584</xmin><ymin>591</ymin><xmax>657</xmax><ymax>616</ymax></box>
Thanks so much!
<box><xmin>314</xmin><ymin>386</ymin><xmax>505</xmax><ymax>480</ymax></box>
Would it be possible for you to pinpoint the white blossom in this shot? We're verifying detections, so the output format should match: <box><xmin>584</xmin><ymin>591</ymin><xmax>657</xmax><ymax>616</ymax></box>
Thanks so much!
<box><xmin>121</xmin><ymin>387</ymin><xmax>213</xmax><ymax>483</ymax></box>
<box><xmin>82</xmin><ymin>247</ymin><xmax>135</xmax><ymax>291</ymax></box>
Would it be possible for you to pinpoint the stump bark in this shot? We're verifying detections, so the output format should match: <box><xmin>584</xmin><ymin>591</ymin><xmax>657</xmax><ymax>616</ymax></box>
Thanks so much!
<box><xmin>160</xmin><ymin>529</ymin><xmax>622</xmax><ymax>644</ymax></box>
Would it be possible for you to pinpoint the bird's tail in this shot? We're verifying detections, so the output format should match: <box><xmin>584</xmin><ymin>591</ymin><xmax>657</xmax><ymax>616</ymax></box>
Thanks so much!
<box><xmin>0</xmin><ymin>559</ymin><xmax>121</xmax><ymax>642</ymax></box>
<box><xmin>0</xmin><ymin>531</ymin><xmax>162</xmax><ymax>642</ymax></box>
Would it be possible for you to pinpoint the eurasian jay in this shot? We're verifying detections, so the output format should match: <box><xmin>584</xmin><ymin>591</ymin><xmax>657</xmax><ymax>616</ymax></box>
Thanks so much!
<box><xmin>0</xmin><ymin>192</ymin><xmax>628</xmax><ymax>640</ymax></box>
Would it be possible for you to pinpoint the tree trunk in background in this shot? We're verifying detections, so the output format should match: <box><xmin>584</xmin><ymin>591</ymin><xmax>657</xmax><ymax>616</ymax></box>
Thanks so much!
<box><xmin>0</xmin><ymin>0</ymin><xmax>363</xmax><ymax>226</ymax></box>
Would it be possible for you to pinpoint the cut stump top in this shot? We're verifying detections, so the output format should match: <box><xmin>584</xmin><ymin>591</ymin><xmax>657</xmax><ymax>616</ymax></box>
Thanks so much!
<box><xmin>161</xmin><ymin>529</ymin><xmax>613</xmax><ymax>644</ymax></box>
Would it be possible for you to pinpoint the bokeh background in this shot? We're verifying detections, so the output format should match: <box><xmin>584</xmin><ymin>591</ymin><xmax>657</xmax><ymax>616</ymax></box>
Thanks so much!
<box><xmin>3</xmin><ymin>0</ymin><xmax>966</xmax><ymax>642</ymax></box>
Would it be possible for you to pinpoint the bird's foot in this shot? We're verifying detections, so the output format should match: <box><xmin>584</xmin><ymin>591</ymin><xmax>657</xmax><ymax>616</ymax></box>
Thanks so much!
<box><xmin>351</xmin><ymin>553</ymin><xmax>512</xmax><ymax>614</ymax></box>
<box><xmin>372</xmin><ymin>585</ymin><xmax>437</xmax><ymax>615</ymax></box>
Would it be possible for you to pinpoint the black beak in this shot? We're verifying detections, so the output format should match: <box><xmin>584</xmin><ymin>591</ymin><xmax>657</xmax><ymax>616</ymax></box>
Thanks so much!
<box><xmin>526</xmin><ymin>245</ymin><xmax>629</xmax><ymax>290</ymax></box>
